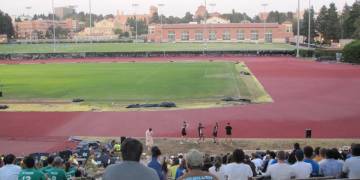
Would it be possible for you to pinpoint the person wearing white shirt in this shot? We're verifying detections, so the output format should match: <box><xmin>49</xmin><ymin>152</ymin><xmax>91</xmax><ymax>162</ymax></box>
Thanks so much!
<box><xmin>263</xmin><ymin>151</ymin><xmax>295</xmax><ymax>180</ymax></box>
<box><xmin>0</xmin><ymin>154</ymin><xmax>21</xmax><ymax>180</ymax></box>
<box><xmin>209</xmin><ymin>156</ymin><xmax>226</xmax><ymax>180</ymax></box>
<box><xmin>224</xmin><ymin>149</ymin><xmax>253</xmax><ymax>180</ymax></box>
<box><xmin>291</xmin><ymin>150</ymin><xmax>312</xmax><ymax>179</ymax></box>
<box><xmin>251</xmin><ymin>153</ymin><xmax>263</xmax><ymax>172</ymax></box>
<box><xmin>343</xmin><ymin>144</ymin><xmax>360</xmax><ymax>179</ymax></box>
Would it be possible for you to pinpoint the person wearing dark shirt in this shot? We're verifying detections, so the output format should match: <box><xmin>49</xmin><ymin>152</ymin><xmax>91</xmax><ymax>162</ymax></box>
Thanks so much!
<box><xmin>225</xmin><ymin>123</ymin><xmax>233</xmax><ymax>144</ymax></box>
<box><xmin>181</xmin><ymin>121</ymin><xmax>188</xmax><ymax>144</ymax></box>
<box><xmin>197</xmin><ymin>123</ymin><xmax>205</xmax><ymax>143</ymax></box>
<box><xmin>212</xmin><ymin>123</ymin><xmax>219</xmax><ymax>144</ymax></box>
<box><xmin>288</xmin><ymin>143</ymin><xmax>301</xmax><ymax>165</ymax></box>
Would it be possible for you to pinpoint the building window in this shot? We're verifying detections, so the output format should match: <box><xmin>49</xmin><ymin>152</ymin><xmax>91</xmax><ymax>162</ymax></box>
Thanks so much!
<box><xmin>237</xmin><ymin>30</ymin><xmax>245</xmax><ymax>40</ymax></box>
<box><xmin>222</xmin><ymin>30</ymin><xmax>231</xmax><ymax>40</ymax></box>
<box><xmin>181</xmin><ymin>31</ymin><xmax>189</xmax><ymax>41</ymax></box>
<box><xmin>251</xmin><ymin>30</ymin><xmax>259</xmax><ymax>41</ymax></box>
<box><xmin>168</xmin><ymin>31</ymin><xmax>175</xmax><ymax>42</ymax></box>
<box><xmin>195</xmin><ymin>31</ymin><xmax>203</xmax><ymax>41</ymax></box>
<box><xmin>265</xmin><ymin>30</ymin><xmax>272</xmax><ymax>43</ymax></box>
<box><xmin>209</xmin><ymin>31</ymin><xmax>217</xmax><ymax>41</ymax></box>
<box><xmin>286</xmin><ymin>26</ymin><xmax>292</xmax><ymax>33</ymax></box>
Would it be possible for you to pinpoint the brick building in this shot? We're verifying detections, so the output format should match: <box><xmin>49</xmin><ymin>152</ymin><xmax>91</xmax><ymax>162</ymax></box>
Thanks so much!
<box><xmin>15</xmin><ymin>19</ymin><xmax>79</xmax><ymax>39</ymax></box>
<box><xmin>148</xmin><ymin>22</ymin><xmax>293</xmax><ymax>43</ymax></box>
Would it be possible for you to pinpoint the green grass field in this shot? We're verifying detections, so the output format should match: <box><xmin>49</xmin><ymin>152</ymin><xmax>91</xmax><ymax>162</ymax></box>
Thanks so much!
<box><xmin>0</xmin><ymin>61</ymin><xmax>271</xmax><ymax>110</ymax></box>
<box><xmin>0</xmin><ymin>42</ymin><xmax>295</xmax><ymax>54</ymax></box>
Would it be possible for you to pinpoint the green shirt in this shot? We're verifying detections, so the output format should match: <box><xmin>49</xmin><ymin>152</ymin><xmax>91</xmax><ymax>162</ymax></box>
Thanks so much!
<box><xmin>18</xmin><ymin>168</ymin><xmax>46</xmax><ymax>180</ymax></box>
<box><xmin>40</xmin><ymin>166</ymin><xmax>52</xmax><ymax>174</ymax></box>
<box><xmin>65</xmin><ymin>167</ymin><xmax>77</xmax><ymax>180</ymax></box>
<box><xmin>47</xmin><ymin>167</ymin><xmax>67</xmax><ymax>180</ymax></box>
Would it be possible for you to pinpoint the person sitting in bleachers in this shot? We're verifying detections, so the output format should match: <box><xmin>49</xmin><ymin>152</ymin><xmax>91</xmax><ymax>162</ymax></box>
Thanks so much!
<box><xmin>319</xmin><ymin>148</ymin><xmax>343</xmax><ymax>178</ymax></box>
<box><xmin>178</xmin><ymin>149</ymin><xmax>218</xmax><ymax>180</ymax></box>
<box><xmin>262</xmin><ymin>151</ymin><xmax>295</xmax><ymax>180</ymax></box>
<box><xmin>343</xmin><ymin>144</ymin><xmax>360</xmax><ymax>179</ymax></box>
<box><xmin>224</xmin><ymin>149</ymin><xmax>253</xmax><ymax>180</ymax></box>
<box><xmin>148</xmin><ymin>146</ymin><xmax>165</xmax><ymax>180</ymax></box>
<box><xmin>18</xmin><ymin>156</ymin><xmax>46</xmax><ymax>180</ymax></box>
<box><xmin>47</xmin><ymin>156</ymin><xmax>67</xmax><ymax>180</ymax></box>
<box><xmin>0</xmin><ymin>154</ymin><xmax>21</xmax><ymax>180</ymax></box>
<box><xmin>208</xmin><ymin>156</ymin><xmax>226</xmax><ymax>180</ymax></box>
<box><xmin>103</xmin><ymin>138</ymin><xmax>159</xmax><ymax>180</ymax></box>
<box><xmin>291</xmin><ymin>150</ymin><xmax>312</xmax><ymax>179</ymax></box>
<box><xmin>303</xmin><ymin>146</ymin><xmax>320</xmax><ymax>177</ymax></box>
<box><xmin>168</xmin><ymin>156</ymin><xmax>179</xmax><ymax>180</ymax></box>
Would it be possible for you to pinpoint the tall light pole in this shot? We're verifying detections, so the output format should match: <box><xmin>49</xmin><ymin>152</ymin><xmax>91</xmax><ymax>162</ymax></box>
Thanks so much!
<box><xmin>132</xmin><ymin>3</ymin><xmax>139</xmax><ymax>42</ymax></box>
<box><xmin>261</xmin><ymin>3</ymin><xmax>268</xmax><ymax>43</ymax></box>
<box><xmin>308</xmin><ymin>0</ymin><xmax>311</xmax><ymax>49</ymax></box>
<box><xmin>203</xmin><ymin>0</ymin><xmax>208</xmax><ymax>53</ymax></box>
<box><xmin>89</xmin><ymin>0</ymin><xmax>92</xmax><ymax>43</ymax></box>
<box><xmin>296</xmin><ymin>0</ymin><xmax>300</xmax><ymax>58</ymax></box>
<box><xmin>25</xmin><ymin>6</ymin><xmax>32</xmax><ymax>42</ymax></box>
<box><xmin>158</xmin><ymin>3</ymin><xmax>165</xmax><ymax>43</ymax></box>
<box><xmin>52</xmin><ymin>0</ymin><xmax>56</xmax><ymax>52</ymax></box>
<box><xmin>209</xmin><ymin>3</ymin><xmax>216</xmax><ymax>42</ymax></box>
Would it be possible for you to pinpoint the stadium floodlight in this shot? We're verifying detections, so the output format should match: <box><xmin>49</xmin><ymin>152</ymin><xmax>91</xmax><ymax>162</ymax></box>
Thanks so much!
<box><xmin>157</xmin><ymin>3</ymin><xmax>165</xmax><ymax>43</ymax></box>
<box><xmin>52</xmin><ymin>0</ymin><xmax>55</xmax><ymax>52</ymax></box>
<box><xmin>308</xmin><ymin>0</ymin><xmax>311</xmax><ymax>49</ymax></box>
<box><xmin>131</xmin><ymin>3</ymin><xmax>139</xmax><ymax>43</ymax></box>
<box><xmin>89</xmin><ymin>0</ymin><xmax>92</xmax><ymax>43</ymax></box>
<box><xmin>261</xmin><ymin>3</ymin><xmax>268</xmax><ymax>44</ymax></box>
<box><xmin>25</xmin><ymin>6</ymin><xmax>32</xmax><ymax>42</ymax></box>
<box><xmin>296</xmin><ymin>0</ymin><xmax>300</xmax><ymax>58</ymax></box>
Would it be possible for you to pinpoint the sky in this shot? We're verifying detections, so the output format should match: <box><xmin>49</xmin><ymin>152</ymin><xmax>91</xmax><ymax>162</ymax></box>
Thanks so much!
<box><xmin>0</xmin><ymin>0</ymin><xmax>356</xmax><ymax>17</ymax></box>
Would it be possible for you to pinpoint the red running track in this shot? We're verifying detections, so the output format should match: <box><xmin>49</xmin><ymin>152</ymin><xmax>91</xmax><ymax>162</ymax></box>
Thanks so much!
<box><xmin>1</xmin><ymin>57</ymin><xmax>360</xmax><ymax>154</ymax></box>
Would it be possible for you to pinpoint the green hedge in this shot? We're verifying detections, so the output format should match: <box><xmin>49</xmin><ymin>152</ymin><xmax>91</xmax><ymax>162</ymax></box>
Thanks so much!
<box><xmin>343</xmin><ymin>40</ymin><xmax>360</xmax><ymax>64</ymax></box>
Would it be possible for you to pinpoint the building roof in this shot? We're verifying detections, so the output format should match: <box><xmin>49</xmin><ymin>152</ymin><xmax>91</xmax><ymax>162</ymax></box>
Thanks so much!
<box><xmin>160</xmin><ymin>23</ymin><xmax>281</xmax><ymax>29</ymax></box>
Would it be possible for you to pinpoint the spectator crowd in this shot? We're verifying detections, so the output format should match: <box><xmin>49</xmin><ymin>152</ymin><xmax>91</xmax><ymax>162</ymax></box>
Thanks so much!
<box><xmin>0</xmin><ymin>138</ymin><xmax>359</xmax><ymax>180</ymax></box>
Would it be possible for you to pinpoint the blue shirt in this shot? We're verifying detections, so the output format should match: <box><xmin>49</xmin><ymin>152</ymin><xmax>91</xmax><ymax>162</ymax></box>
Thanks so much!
<box><xmin>320</xmin><ymin>159</ymin><xmax>343</xmax><ymax>178</ymax></box>
<box><xmin>304</xmin><ymin>158</ymin><xmax>320</xmax><ymax>176</ymax></box>
<box><xmin>175</xmin><ymin>167</ymin><xmax>186</xmax><ymax>179</ymax></box>
<box><xmin>148</xmin><ymin>157</ymin><xmax>165</xmax><ymax>180</ymax></box>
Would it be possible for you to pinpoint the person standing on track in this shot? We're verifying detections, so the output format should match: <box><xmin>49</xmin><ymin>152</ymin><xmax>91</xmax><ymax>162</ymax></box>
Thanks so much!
<box><xmin>180</xmin><ymin>121</ymin><xmax>188</xmax><ymax>144</ymax></box>
<box><xmin>225</xmin><ymin>123</ymin><xmax>233</xmax><ymax>144</ymax></box>
<box><xmin>145</xmin><ymin>128</ymin><xmax>154</xmax><ymax>152</ymax></box>
<box><xmin>198</xmin><ymin>123</ymin><xmax>205</xmax><ymax>143</ymax></box>
<box><xmin>213</xmin><ymin>122</ymin><xmax>219</xmax><ymax>144</ymax></box>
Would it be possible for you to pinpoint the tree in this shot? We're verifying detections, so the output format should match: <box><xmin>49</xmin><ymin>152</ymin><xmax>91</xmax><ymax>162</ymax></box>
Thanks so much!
<box><xmin>46</xmin><ymin>26</ymin><xmax>69</xmax><ymax>39</ymax></box>
<box><xmin>222</xmin><ymin>9</ymin><xmax>252</xmax><ymax>23</ymax></box>
<box><xmin>182</xmin><ymin>12</ymin><xmax>194</xmax><ymax>23</ymax></box>
<box><xmin>113</xmin><ymin>28</ymin><xmax>123</xmax><ymax>38</ymax></box>
<box><xmin>300</xmin><ymin>8</ymin><xmax>316</xmax><ymax>43</ymax></box>
<box><xmin>343</xmin><ymin>1</ymin><xmax>360</xmax><ymax>39</ymax></box>
<box><xmin>316</xmin><ymin>5</ymin><xmax>328</xmax><ymax>43</ymax></box>
<box><xmin>149</xmin><ymin>12</ymin><xmax>160</xmax><ymax>24</ymax></box>
<box><xmin>326</xmin><ymin>3</ymin><xmax>341</xmax><ymax>42</ymax></box>
<box><xmin>340</xmin><ymin>3</ymin><xmax>352</xmax><ymax>39</ymax></box>
<box><xmin>266</xmin><ymin>11</ymin><xmax>288</xmax><ymax>24</ymax></box>
<box><xmin>126</xmin><ymin>17</ymin><xmax>148</xmax><ymax>36</ymax></box>
<box><xmin>253</xmin><ymin>15</ymin><xmax>261</xmax><ymax>23</ymax></box>
<box><xmin>0</xmin><ymin>10</ymin><xmax>15</xmax><ymax>38</ymax></box>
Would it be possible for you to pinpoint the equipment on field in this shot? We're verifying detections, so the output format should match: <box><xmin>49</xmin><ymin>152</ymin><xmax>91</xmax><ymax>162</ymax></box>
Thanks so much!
<box><xmin>0</xmin><ymin>105</ymin><xmax>9</xmax><ymax>109</ymax></box>
<box><xmin>305</xmin><ymin>129</ymin><xmax>312</xmax><ymax>138</ymax></box>
<box><xmin>0</xmin><ymin>82</ymin><xmax>3</xmax><ymax>97</ymax></box>
<box><xmin>72</xmin><ymin>98</ymin><xmax>85</xmax><ymax>103</ymax></box>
